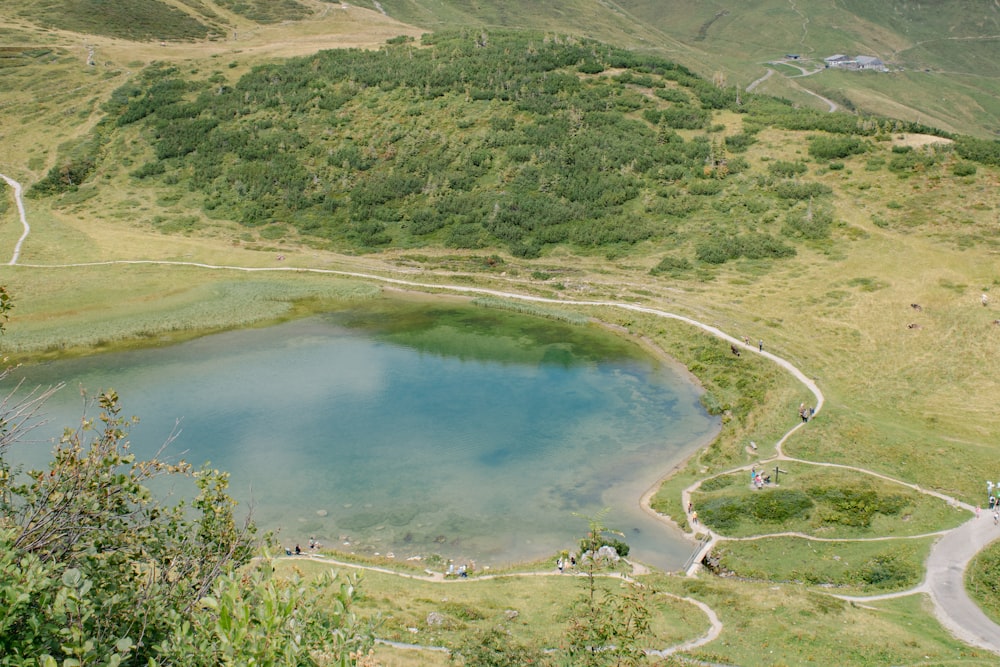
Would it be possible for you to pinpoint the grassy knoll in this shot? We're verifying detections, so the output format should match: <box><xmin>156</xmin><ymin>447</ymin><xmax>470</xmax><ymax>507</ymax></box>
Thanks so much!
<box><xmin>691</xmin><ymin>463</ymin><xmax>965</xmax><ymax>540</ymax></box>
<box><xmin>711</xmin><ymin>534</ymin><xmax>933</xmax><ymax>592</ymax></box>
<box><xmin>787</xmin><ymin>406</ymin><xmax>996</xmax><ymax>507</ymax></box>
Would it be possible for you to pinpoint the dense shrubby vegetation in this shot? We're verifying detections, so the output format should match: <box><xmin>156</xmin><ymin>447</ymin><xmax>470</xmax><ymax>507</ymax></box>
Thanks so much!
<box><xmin>29</xmin><ymin>29</ymin><xmax>995</xmax><ymax>267</ymax></box>
<box><xmin>22</xmin><ymin>0</ymin><xmax>217</xmax><ymax>41</ymax></box>
<box><xmin>954</xmin><ymin>136</ymin><xmax>1000</xmax><ymax>166</ymax></box>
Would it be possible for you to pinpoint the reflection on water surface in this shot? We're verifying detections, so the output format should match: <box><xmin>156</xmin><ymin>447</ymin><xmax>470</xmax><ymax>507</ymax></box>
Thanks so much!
<box><xmin>8</xmin><ymin>297</ymin><xmax>718</xmax><ymax>569</ymax></box>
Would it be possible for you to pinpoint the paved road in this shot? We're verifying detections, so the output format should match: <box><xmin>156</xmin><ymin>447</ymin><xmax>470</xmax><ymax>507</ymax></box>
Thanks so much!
<box><xmin>925</xmin><ymin>513</ymin><xmax>1000</xmax><ymax>653</ymax></box>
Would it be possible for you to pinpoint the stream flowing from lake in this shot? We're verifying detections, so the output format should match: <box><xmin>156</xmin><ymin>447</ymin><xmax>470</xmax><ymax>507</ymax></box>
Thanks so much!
<box><xmin>6</xmin><ymin>298</ymin><xmax>719</xmax><ymax>570</ymax></box>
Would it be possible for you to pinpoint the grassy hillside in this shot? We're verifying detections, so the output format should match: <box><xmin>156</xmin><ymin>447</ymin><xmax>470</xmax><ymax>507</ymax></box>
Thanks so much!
<box><xmin>2</xmin><ymin>0</ymin><xmax>997</xmax><ymax>135</ymax></box>
<box><xmin>3</xmin><ymin>4</ymin><xmax>1000</xmax><ymax>665</ymax></box>
<box><xmin>368</xmin><ymin>0</ymin><xmax>1000</xmax><ymax>138</ymax></box>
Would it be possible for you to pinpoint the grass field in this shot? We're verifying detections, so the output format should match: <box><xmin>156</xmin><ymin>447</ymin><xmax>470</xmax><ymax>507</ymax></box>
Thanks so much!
<box><xmin>273</xmin><ymin>555</ymin><xmax>995</xmax><ymax>666</ymax></box>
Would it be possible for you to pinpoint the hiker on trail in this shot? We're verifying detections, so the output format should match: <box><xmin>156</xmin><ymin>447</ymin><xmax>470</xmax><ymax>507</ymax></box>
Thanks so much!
<box><xmin>758</xmin><ymin>339</ymin><xmax>764</xmax><ymax>352</ymax></box>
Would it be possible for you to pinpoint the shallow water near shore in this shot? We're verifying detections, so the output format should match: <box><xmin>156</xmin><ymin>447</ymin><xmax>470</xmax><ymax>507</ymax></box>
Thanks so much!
<box><xmin>7</xmin><ymin>297</ymin><xmax>718</xmax><ymax>570</ymax></box>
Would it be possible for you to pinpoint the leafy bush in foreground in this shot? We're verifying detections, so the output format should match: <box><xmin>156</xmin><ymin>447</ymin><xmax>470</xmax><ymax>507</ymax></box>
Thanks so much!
<box><xmin>0</xmin><ymin>379</ymin><xmax>375</xmax><ymax>665</ymax></box>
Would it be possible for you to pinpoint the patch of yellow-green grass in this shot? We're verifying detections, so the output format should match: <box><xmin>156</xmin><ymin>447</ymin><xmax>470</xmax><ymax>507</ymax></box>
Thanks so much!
<box><xmin>275</xmin><ymin>558</ymin><xmax>710</xmax><ymax>655</ymax></box>
<box><xmin>788</xmin><ymin>402</ymin><xmax>994</xmax><ymax>507</ymax></box>
<box><xmin>371</xmin><ymin>644</ymin><xmax>451</xmax><ymax>667</ymax></box>
<box><xmin>650</xmin><ymin>462</ymin><xmax>711</xmax><ymax>535</ymax></box>
<box><xmin>1</xmin><ymin>264</ymin><xmax>380</xmax><ymax>362</ymax></box>
<box><xmin>681</xmin><ymin>578</ymin><xmax>994</xmax><ymax>666</ymax></box>
<box><xmin>712</xmin><ymin>534</ymin><xmax>933</xmax><ymax>593</ymax></box>
<box><xmin>691</xmin><ymin>461</ymin><xmax>966</xmax><ymax>539</ymax></box>
<box><xmin>967</xmin><ymin>540</ymin><xmax>1000</xmax><ymax>626</ymax></box>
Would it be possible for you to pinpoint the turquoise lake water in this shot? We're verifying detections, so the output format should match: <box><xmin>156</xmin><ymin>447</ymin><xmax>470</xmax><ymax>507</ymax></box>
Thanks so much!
<box><xmin>6</xmin><ymin>299</ymin><xmax>719</xmax><ymax>570</ymax></box>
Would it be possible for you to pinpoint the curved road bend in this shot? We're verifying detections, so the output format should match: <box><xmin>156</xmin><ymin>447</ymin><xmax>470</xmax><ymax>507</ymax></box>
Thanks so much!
<box><xmin>3</xmin><ymin>173</ymin><xmax>1000</xmax><ymax>655</ymax></box>
<box><xmin>924</xmin><ymin>515</ymin><xmax>1000</xmax><ymax>653</ymax></box>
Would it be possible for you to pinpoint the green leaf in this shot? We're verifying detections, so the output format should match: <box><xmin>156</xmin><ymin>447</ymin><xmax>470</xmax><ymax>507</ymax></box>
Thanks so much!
<box><xmin>61</xmin><ymin>568</ymin><xmax>82</xmax><ymax>588</ymax></box>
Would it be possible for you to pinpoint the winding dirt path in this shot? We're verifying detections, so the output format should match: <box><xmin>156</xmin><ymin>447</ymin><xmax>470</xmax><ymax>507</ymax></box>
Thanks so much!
<box><xmin>281</xmin><ymin>551</ymin><xmax>724</xmax><ymax>658</ymax></box>
<box><xmin>1</xmin><ymin>174</ymin><xmax>30</xmax><ymax>265</ymax></box>
<box><xmin>3</xmin><ymin>173</ymin><xmax>1000</xmax><ymax>656</ymax></box>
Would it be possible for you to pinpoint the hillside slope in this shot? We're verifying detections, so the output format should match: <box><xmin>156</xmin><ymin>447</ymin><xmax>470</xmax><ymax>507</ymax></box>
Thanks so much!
<box><xmin>2</xmin><ymin>0</ymin><xmax>997</xmax><ymax>135</ymax></box>
<box><xmin>369</xmin><ymin>0</ymin><xmax>1000</xmax><ymax>138</ymax></box>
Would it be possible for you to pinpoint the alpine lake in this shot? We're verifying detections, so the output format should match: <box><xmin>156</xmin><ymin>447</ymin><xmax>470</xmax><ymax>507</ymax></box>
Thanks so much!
<box><xmin>7</xmin><ymin>294</ymin><xmax>719</xmax><ymax>571</ymax></box>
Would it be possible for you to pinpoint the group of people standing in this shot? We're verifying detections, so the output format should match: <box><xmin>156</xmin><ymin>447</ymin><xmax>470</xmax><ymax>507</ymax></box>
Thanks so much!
<box><xmin>446</xmin><ymin>561</ymin><xmax>473</xmax><ymax>578</ymax></box>
<box><xmin>556</xmin><ymin>554</ymin><xmax>577</xmax><ymax>573</ymax></box>
<box><xmin>984</xmin><ymin>482</ymin><xmax>1000</xmax><ymax>524</ymax></box>
<box><xmin>738</xmin><ymin>336</ymin><xmax>764</xmax><ymax>352</ymax></box>
<box><xmin>286</xmin><ymin>536</ymin><xmax>322</xmax><ymax>556</ymax></box>
<box><xmin>750</xmin><ymin>467</ymin><xmax>771</xmax><ymax>489</ymax></box>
